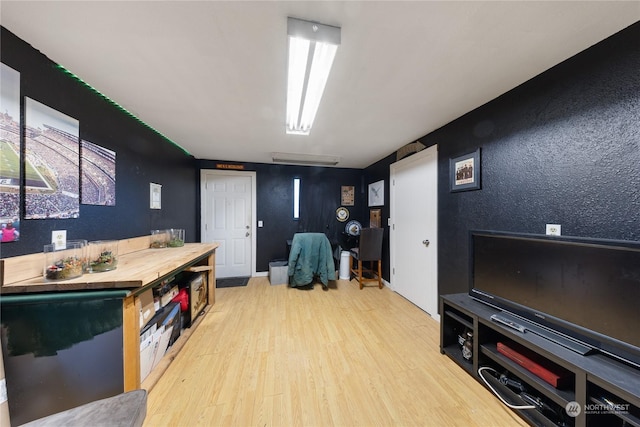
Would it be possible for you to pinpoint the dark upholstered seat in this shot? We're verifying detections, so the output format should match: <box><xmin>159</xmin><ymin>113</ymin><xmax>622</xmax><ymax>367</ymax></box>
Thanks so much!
<box><xmin>350</xmin><ymin>227</ymin><xmax>384</xmax><ymax>289</ymax></box>
<box><xmin>19</xmin><ymin>390</ymin><xmax>147</xmax><ymax>427</ymax></box>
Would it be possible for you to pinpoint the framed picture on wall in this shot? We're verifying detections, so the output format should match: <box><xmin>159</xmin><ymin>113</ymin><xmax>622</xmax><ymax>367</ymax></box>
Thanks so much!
<box><xmin>24</xmin><ymin>98</ymin><xmax>80</xmax><ymax>219</ymax></box>
<box><xmin>370</xmin><ymin>209</ymin><xmax>381</xmax><ymax>228</ymax></box>
<box><xmin>0</xmin><ymin>64</ymin><xmax>21</xmax><ymax>242</ymax></box>
<box><xmin>368</xmin><ymin>180</ymin><xmax>384</xmax><ymax>206</ymax></box>
<box><xmin>81</xmin><ymin>139</ymin><xmax>116</xmax><ymax>206</ymax></box>
<box><xmin>450</xmin><ymin>148</ymin><xmax>481</xmax><ymax>192</ymax></box>
<box><xmin>341</xmin><ymin>185</ymin><xmax>355</xmax><ymax>206</ymax></box>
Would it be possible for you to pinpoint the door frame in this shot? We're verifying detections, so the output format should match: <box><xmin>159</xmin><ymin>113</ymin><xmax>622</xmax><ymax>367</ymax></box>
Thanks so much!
<box><xmin>389</xmin><ymin>145</ymin><xmax>439</xmax><ymax>320</ymax></box>
<box><xmin>200</xmin><ymin>169</ymin><xmax>257</xmax><ymax>277</ymax></box>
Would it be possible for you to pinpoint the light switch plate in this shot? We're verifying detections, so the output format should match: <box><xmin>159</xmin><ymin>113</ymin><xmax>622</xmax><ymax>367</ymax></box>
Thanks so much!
<box><xmin>150</xmin><ymin>183</ymin><xmax>162</xmax><ymax>209</ymax></box>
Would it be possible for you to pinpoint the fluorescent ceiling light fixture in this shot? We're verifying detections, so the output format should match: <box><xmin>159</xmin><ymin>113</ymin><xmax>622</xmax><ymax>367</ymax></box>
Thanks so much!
<box><xmin>286</xmin><ymin>17</ymin><xmax>341</xmax><ymax>135</ymax></box>
<box><xmin>272</xmin><ymin>152</ymin><xmax>340</xmax><ymax>166</ymax></box>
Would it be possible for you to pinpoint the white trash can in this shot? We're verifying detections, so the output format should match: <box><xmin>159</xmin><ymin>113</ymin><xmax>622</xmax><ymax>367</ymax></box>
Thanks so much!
<box><xmin>269</xmin><ymin>261</ymin><xmax>289</xmax><ymax>285</ymax></box>
<box><xmin>339</xmin><ymin>251</ymin><xmax>351</xmax><ymax>280</ymax></box>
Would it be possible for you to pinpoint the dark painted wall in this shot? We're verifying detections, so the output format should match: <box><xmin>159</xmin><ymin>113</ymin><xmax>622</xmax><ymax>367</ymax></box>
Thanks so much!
<box><xmin>431</xmin><ymin>22</ymin><xmax>640</xmax><ymax>297</ymax></box>
<box><xmin>0</xmin><ymin>27</ymin><xmax>198</xmax><ymax>258</ymax></box>
<box><xmin>197</xmin><ymin>160</ymin><xmax>363</xmax><ymax>272</ymax></box>
<box><xmin>363</xmin><ymin>22</ymin><xmax>640</xmax><ymax>297</ymax></box>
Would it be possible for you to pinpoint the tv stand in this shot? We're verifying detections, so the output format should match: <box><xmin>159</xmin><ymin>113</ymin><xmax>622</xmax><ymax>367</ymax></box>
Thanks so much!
<box><xmin>441</xmin><ymin>293</ymin><xmax>640</xmax><ymax>427</ymax></box>
<box><xmin>489</xmin><ymin>311</ymin><xmax>593</xmax><ymax>356</ymax></box>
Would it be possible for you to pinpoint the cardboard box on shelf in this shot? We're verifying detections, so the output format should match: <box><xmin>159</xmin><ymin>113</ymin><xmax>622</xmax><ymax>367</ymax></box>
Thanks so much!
<box><xmin>145</xmin><ymin>302</ymin><xmax>181</xmax><ymax>346</ymax></box>
<box><xmin>160</xmin><ymin>286</ymin><xmax>179</xmax><ymax>307</ymax></box>
<box><xmin>139</xmin><ymin>303</ymin><xmax>181</xmax><ymax>382</ymax></box>
<box><xmin>136</xmin><ymin>288</ymin><xmax>156</xmax><ymax>328</ymax></box>
<box><xmin>140</xmin><ymin>325</ymin><xmax>168</xmax><ymax>382</ymax></box>
<box><xmin>151</xmin><ymin>327</ymin><xmax>173</xmax><ymax>370</ymax></box>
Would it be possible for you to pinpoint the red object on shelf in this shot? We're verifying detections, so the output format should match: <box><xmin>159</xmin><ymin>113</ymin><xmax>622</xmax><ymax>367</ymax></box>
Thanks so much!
<box><xmin>497</xmin><ymin>341</ymin><xmax>572</xmax><ymax>389</ymax></box>
<box><xmin>172</xmin><ymin>288</ymin><xmax>189</xmax><ymax>312</ymax></box>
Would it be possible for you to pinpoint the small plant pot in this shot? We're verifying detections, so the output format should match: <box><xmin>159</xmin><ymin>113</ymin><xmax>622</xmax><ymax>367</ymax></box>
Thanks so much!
<box><xmin>43</xmin><ymin>242</ymin><xmax>84</xmax><ymax>281</ymax></box>
<box><xmin>167</xmin><ymin>229</ymin><xmax>185</xmax><ymax>247</ymax></box>
<box><xmin>150</xmin><ymin>229</ymin><xmax>169</xmax><ymax>248</ymax></box>
<box><xmin>88</xmin><ymin>240</ymin><xmax>119</xmax><ymax>273</ymax></box>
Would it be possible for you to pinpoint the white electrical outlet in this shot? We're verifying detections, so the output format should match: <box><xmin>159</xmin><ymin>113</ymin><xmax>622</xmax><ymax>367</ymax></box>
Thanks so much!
<box><xmin>546</xmin><ymin>224</ymin><xmax>561</xmax><ymax>236</ymax></box>
<box><xmin>52</xmin><ymin>230</ymin><xmax>67</xmax><ymax>249</ymax></box>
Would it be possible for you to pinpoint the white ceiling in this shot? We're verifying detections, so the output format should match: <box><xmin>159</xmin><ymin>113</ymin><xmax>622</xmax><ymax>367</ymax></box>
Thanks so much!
<box><xmin>1</xmin><ymin>1</ymin><xmax>638</xmax><ymax>168</ymax></box>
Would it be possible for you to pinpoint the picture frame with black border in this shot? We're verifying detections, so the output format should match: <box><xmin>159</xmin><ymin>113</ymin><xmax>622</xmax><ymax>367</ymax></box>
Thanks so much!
<box><xmin>450</xmin><ymin>148</ymin><xmax>481</xmax><ymax>192</ymax></box>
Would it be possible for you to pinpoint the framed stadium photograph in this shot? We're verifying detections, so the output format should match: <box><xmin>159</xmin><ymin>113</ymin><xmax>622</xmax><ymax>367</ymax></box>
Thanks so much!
<box><xmin>24</xmin><ymin>98</ymin><xmax>80</xmax><ymax>219</ymax></box>
<box><xmin>81</xmin><ymin>139</ymin><xmax>116</xmax><ymax>206</ymax></box>
<box><xmin>0</xmin><ymin>63</ymin><xmax>21</xmax><ymax>241</ymax></box>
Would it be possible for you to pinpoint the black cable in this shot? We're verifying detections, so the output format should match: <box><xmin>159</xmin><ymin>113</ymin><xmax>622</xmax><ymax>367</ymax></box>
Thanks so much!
<box><xmin>477</xmin><ymin>366</ymin><xmax>537</xmax><ymax>410</ymax></box>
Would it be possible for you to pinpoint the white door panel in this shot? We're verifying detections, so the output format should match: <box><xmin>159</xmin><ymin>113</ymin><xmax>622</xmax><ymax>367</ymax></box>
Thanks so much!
<box><xmin>390</xmin><ymin>145</ymin><xmax>439</xmax><ymax>320</ymax></box>
<box><xmin>201</xmin><ymin>170</ymin><xmax>256</xmax><ymax>278</ymax></box>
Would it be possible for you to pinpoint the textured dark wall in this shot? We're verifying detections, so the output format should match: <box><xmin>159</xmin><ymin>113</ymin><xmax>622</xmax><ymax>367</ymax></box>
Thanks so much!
<box><xmin>0</xmin><ymin>27</ymin><xmax>198</xmax><ymax>258</ymax></box>
<box><xmin>197</xmin><ymin>160</ymin><xmax>363</xmax><ymax>271</ymax></box>
<box><xmin>431</xmin><ymin>22</ymin><xmax>640</xmax><ymax>297</ymax></box>
<box><xmin>363</xmin><ymin>22</ymin><xmax>640</xmax><ymax>297</ymax></box>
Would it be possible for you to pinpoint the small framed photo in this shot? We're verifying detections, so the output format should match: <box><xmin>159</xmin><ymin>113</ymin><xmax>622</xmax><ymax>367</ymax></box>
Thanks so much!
<box><xmin>341</xmin><ymin>186</ymin><xmax>355</xmax><ymax>206</ymax></box>
<box><xmin>370</xmin><ymin>209</ymin><xmax>381</xmax><ymax>228</ymax></box>
<box><xmin>368</xmin><ymin>180</ymin><xmax>384</xmax><ymax>206</ymax></box>
<box><xmin>450</xmin><ymin>148</ymin><xmax>481</xmax><ymax>192</ymax></box>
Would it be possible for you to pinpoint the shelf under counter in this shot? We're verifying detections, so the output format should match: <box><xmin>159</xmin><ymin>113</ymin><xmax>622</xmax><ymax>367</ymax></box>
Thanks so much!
<box><xmin>1</xmin><ymin>238</ymin><xmax>219</xmax><ymax>424</ymax></box>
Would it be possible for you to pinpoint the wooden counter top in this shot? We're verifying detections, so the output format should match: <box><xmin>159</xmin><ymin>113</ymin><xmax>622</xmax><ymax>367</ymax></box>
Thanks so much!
<box><xmin>1</xmin><ymin>242</ymin><xmax>218</xmax><ymax>295</ymax></box>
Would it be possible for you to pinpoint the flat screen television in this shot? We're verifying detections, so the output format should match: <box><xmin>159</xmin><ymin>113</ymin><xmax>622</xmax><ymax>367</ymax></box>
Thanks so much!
<box><xmin>469</xmin><ymin>230</ymin><xmax>640</xmax><ymax>368</ymax></box>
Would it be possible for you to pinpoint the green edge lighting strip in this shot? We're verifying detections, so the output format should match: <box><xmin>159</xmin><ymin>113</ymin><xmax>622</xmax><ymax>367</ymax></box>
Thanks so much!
<box><xmin>55</xmin><ymin>64</ymin><xmax>192</xmax><ymax>156</ymax></box>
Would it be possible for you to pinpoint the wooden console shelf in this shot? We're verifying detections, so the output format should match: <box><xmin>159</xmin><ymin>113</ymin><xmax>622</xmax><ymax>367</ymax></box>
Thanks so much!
<box><xmin>0</xmin><ymin>237</ymin><xmax>218</xmax><ymax>425</ymax></box>
<box><xmin>441</xmin><ymin>293</ymin><xmax>640</xmax><ymax>427</ymax></box>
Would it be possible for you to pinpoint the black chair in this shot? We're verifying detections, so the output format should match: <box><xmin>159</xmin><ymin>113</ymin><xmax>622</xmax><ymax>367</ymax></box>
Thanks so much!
<box><xmin>350</xmin><ymin>227</ymin><xmax>384</xmax><ymax>289</ymax></box>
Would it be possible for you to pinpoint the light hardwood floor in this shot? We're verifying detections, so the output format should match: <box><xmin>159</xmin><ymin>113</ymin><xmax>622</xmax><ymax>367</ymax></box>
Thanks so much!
<box><xmin>145</xmin><ymin>277</ymin><xmax>527</xmax><ymax>426</ymax></box>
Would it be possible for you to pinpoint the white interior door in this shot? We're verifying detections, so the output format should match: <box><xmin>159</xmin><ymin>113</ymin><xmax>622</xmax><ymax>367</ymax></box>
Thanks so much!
<box><xmin>390</xmin><ymin>145</ymin><xmax>439</xmax><ymax>320</ymax></box>
<box><xmin>201</xmin><ymin>170</ymin><xmax>256</xmax><ymax>278</ymax></box>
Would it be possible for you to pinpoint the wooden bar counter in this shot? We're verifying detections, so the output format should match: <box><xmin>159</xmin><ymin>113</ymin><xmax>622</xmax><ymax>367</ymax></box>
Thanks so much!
<box><xmin>0</xmin><ymin>237</ymin><xmax>218</xmax><ymax>425</ymax></box>
<box><xmin>1</xmin><ymin>237</ymin><xmax>217</xmax><ymax>294</ymax></box>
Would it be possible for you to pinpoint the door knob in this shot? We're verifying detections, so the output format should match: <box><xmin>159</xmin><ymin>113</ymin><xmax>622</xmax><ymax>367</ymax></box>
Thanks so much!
<box><xmin>422</xmin><ymin>239</ymin><xmax>430</xmax><ymax>246</ymax></box>
<box><xmin>246</xmin><ymin>232</ymin><xmax>250</xmax><ymax>237</ymax></box>
<box><xmin>246</xmin><ymin>225</ymin><xmax>250</xmax><ymax>229</ymax></box>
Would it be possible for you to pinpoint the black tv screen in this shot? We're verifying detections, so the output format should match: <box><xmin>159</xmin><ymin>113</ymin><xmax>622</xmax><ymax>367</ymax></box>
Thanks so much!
<box><xmin>469</xmin><ymin>230</ymin><xmax>640</xmax><ymax>367</ymax></box>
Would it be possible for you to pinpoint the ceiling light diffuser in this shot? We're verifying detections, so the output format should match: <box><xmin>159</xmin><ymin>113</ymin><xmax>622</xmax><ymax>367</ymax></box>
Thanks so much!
<box><xmin>272</xmin><ymin>152</ymin><xmax>340</xmax><ymax>166</ymax></box>
<box><xmin>286</xmin><ymin>17</ymin><xmax>341</xmax><ymax>135</ymax></box>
